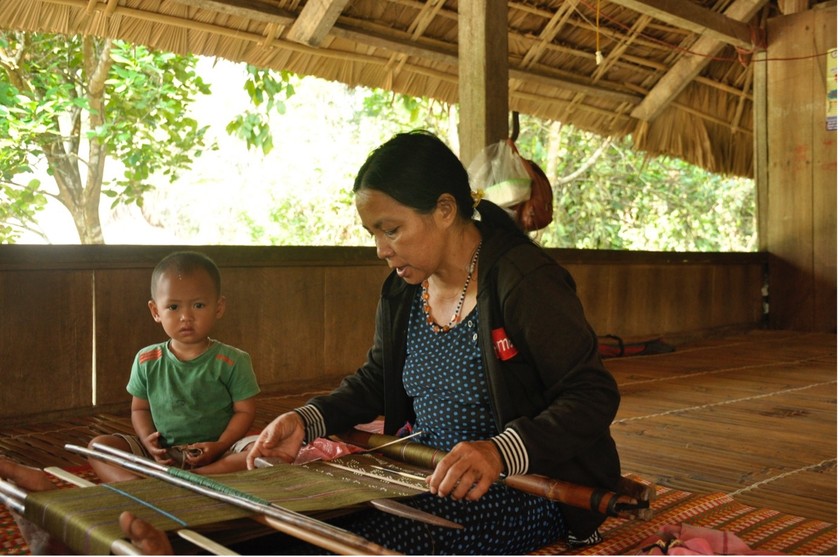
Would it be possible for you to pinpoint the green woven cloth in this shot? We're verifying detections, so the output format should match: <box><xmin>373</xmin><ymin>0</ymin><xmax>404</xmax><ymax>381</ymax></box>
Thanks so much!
<box><xmin>24</xmin><ymin>455</ymin><xmax>426</xmax><ymax>555</ymax></box>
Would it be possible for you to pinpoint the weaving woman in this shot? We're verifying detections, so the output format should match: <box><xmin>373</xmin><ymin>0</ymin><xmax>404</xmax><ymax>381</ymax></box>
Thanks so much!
<box><xmin>246</xmin><ymin>131</ymin><xmax>623</xmax><ymax>554</ymax></box>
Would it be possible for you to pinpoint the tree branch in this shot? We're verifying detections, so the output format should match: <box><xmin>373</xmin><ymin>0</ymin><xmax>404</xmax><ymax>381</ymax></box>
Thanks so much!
<box><xmin>557</xmin><ymin>136</ymin><xmax>613</xmax><ymax>185</ymax></box>
<box><xmin>0</xmin><ymin>32</ymin><xmax>32</xmax><ymax>93</ymax></box>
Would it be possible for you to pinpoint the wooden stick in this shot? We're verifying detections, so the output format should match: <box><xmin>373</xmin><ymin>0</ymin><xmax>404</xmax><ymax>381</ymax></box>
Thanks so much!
<box><xmin>44</xmin><ymin>466</ymin><xmax>96</xmax><ymax>487</ymax></box>
<box><xmin>67</xmin><ymin>443</ymin><xmax>398</xmax><ymax>555</ymax></box>
<box><xmin>177</xmin><ymin>529</ymin><xmax>240</xmax><ymax>555</ymax></box>
<box><xmin>337</xmin><ymin>429</ymin><xmax>653</xmax><ymax>520</ymax></box>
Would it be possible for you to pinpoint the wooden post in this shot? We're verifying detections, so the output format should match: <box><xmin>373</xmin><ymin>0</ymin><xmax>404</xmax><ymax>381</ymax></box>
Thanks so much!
<box><xmin>766</xmin><ymin>6</ymin><xmax>837</xmax><ymax>331</ymax></box>
<box><xmin>753</xmin><ymin>48</ymin><xmax>768</xmax><ymax>252</ymax></box>
<box><xmin>457</xmin><ymin>0</ymin><xmax>509</xmax><ymax>166</ymax></box>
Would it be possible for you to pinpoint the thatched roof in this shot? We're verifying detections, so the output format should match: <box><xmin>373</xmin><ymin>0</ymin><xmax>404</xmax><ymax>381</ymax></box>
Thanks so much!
<box><xmin>1</xmin><ymin>0</ymin><xmax>794</xmax><ymax>178</ymax></box>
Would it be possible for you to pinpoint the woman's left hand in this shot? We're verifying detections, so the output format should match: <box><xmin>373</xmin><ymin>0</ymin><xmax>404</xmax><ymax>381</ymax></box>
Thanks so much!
<box><xmin>427</xmin><ymin>440</ymin><xmax>504</xmax><ymax>501</ymax></box>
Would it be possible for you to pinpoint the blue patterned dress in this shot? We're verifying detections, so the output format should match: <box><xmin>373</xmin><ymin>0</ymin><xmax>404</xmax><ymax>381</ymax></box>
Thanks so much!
<box><xmin>329</xmin><ymin>290</ymin><xmax>566</xmax><ymax>554</ymax></box>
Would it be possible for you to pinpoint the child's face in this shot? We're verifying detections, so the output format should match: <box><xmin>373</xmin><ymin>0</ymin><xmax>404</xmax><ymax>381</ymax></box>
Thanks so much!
<box><xmin>148</xmin><ymin>269</ymin><xmax>225</xmax><ymax>347</ymax></box>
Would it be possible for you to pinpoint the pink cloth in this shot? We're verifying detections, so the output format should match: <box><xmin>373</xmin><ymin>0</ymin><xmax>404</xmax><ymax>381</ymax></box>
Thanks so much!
<box><xmin>293</xmin><ymin>437</ymin><xmax>363</xmax><ymax>464</ymax></box>
<box><xmin>292</xmin><ymin>418</ymin><xmax>385</xmax><ymax>465</ymax></box>
<box><xmin>634</xmin><ymin>524</ymin><xmax>780</xmax><ymax>555</ymax></box>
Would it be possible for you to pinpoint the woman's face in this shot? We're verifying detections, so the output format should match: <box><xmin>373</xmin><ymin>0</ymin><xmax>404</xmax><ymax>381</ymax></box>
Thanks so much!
<box><xmin>355</xmin><ymin>188</ymin><xmax>446</xmax><ymax>285</ymax></box>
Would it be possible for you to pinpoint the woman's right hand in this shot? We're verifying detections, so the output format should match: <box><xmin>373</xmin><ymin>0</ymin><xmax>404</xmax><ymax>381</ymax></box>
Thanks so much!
<box><xmin>245</xmin><ymin>411</ymin><xmax>307</xmax><ymax>469</ymax></box>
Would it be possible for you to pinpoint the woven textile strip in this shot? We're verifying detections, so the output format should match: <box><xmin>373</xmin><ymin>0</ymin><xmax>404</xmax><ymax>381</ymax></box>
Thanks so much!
<box><xmin>1</xmin><ymin>464</ymin><xmax>98</xmax><ymax>555</ymax></box>
<box><xmin>530</xmin><ymin>484</ymin><xmax>837</xmax><ymax>556</ymax></box>
<box><xmin>23</xmin><ymin>456</ymin><xmax>426</xmax><ymax>555</ymax></box>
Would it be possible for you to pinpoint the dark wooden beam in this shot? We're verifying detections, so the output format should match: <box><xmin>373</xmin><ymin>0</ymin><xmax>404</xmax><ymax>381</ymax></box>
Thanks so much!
<box><xmin>630</xmin><ymin>0</ymin><xmax>767</xmax><ymax>122</ymax></box>
<box><xmin>609</xmin><ymin>0</ymin><xmax>764</xmax><ymax>49</ymax></box>
<box><xmin>287</xmin><ymin>0</ymin><xmax>350</xmax><ymax>47</ymax></box>
<box><xmin>168</xmin><ymin>0</ymin><xmax>638</xmax><ymax>105</ymax></box>
<box><xmin>170</xmin><ymin>0</ymin><xmax>295</xmax><ymax>24</ymax></box>
<box><xmin>328</xmin><ymin>22</ymin><xmax>642</xmax><ymax>104</ymax></box>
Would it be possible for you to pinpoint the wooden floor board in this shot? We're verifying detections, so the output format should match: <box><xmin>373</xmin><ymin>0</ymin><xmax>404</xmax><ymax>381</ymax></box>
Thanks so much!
<box><xmin>0</xmin><ymin>330</ymin><xmax>835</xmax><ymax>526</ymax></box>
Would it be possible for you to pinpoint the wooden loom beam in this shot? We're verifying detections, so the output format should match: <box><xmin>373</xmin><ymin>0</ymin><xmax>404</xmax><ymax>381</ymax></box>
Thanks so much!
<box><xmin>337</xmin><ymin>429</ymin><xmax>654</xmax><ymax>520</ymax></box>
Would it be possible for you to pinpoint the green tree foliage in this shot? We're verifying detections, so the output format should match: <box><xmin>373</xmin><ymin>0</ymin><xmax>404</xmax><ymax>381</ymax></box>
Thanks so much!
<box><xmin>0</xmin><ymin>35</ymin><xmax>755</xmax><ymax>252</ymax></box>
<box><xmin>242</xmin><ymin>184</ymin><xmax>366</xmax><ymax>246</ymax></box>
<box><xmin>0</xmin><ymin>31</ymin><xmax>212</xmax><ymax>243</ymax></box>
<box><xmin>505</xmin><ymin>114</ymin><xmax>756</xmax><ymax>251</ymax></box>
<box><xmin>249</xmin><ymin>87</ymin><xmax>755</xmax><ymax>251</ymax></box>
<box><xmin>245</xmin><ymin>83</ymin><xmax>458</xmax><ymax>246</ymax></box>
<box><xmin>359</xmin><ymin>88</ymin><xmax>457</xmax><ymax>145</ymax></box>
<box><xmin>225</xmin><ymin>64</ymin><xmax>295</xmax><ymax>154</ymax></box>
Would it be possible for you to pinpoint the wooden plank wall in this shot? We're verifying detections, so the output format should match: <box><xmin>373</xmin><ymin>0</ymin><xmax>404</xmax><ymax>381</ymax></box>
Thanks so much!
<box><xmin>765</xmin><ymin>5</ymin><xmax>837</xmax><ymax>331</ymax></box>
<box><xmin>0</xmin><ymin>245</ymin><xmax>766</xmax><ymax>425</ymax></box>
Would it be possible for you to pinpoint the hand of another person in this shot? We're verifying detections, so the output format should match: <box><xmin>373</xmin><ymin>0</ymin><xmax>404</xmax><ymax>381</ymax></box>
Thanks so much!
<box><xmin>142</xmin><ymin>431</ymin><xmax>173</xmax><ymax>465</ymax></box>
<box><xmin>427</xmin><ymin>439</ymin><xmax>504</xmax><ymax>501</ymax></box>
<box><xmin>245</xmin><ymin>411</ymin><xmax>306</xmax><ymax>469</ymax></box>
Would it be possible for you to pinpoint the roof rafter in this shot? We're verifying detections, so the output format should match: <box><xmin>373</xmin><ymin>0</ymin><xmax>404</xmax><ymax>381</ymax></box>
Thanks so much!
<box><xmin>608</xmin><ymin>0</ymin><xmax>761</xmax><ymax>49</ymax></box>
<box><xmin>170</xmin><ymin>0</ymin><xmax>296</xmax><ymax>23</ymax></box>
<box><xmin>7</xmin><ymin>0</ymin><xmax>765</xmax><ymax>176</ymax></box>
<box><xmin>630</xmin><ymin>0</ymin><xmax>767</xmax><ymax>122</ymax></box>
<box><xmin>327</xmin><ymin>21</ymin><xmax>642</xmax><ymax>104</ymax></box>
<box><xmin>287</xmin><ymin>0</ymin><xmax>350</xmax><ymax>47</ymax></box>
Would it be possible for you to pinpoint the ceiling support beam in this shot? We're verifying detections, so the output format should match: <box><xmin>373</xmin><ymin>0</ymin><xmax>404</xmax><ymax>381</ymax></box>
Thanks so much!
<box><xmin>171</xmin><ymin>0</ymin><xmax>296</xmax><ymax>24</ymax></box>
<box><xmin>287</xmin><ymin>0</ymin><xmax>350</xmax><ymax>47</ymax></box>
<box><xmin>608</xmin><ymin>0</ymin><xmax>761</xmax><ymax>49</ymax></box>
<box><xmin>457</xmin><ymin>0</ymin><xmax>509</xmax><ymax>164</ymax></box>
<box><xmin>630</xmin><ymin>0</ymin><xmax>767</xmax><ymax>122</ymax></box>
<box><xmin>329</xmin><ymin>23</ymin><xmax>641</xmax><ymax>104</ymax></box>
<box><xmin>170</xmin><ymin>0</ymin><xmax>639</xmax><ymax>106</ymax></box>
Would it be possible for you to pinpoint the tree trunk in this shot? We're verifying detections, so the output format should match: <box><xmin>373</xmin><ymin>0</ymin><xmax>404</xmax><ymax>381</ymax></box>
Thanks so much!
<box><xmin>48</xmin><ymin>36</ymin><xmax>113</xmax><ymax>244</ymax></box>
<box><xmin>545</xmin><ymin>120</ymin><xmax>563</xmax><ymax>186</ymax></box>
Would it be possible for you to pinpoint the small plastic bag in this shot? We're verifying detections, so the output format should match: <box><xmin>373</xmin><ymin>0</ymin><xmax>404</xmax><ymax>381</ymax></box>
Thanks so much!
<box><xmin>467</xmin><ymin>140</ymin><xmax>532</xmax><ymax>209</ymax></box>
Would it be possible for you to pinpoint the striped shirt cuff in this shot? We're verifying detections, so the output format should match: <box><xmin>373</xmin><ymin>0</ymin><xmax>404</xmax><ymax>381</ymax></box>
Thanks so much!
<box><xmin>491</xmin><ymin>428</ymin><xmax>529</xmax><ymax>476</ymax></box>
<box><xmin>293</xmin><ymin>405</ymin><xmax>326</xmax><ymax>444</ymax></box>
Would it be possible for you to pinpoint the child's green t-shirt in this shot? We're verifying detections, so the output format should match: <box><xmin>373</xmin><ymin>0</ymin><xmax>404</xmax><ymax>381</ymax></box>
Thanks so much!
<box><xmin>126</xmin><ymin>340</ymin><xmax>261</xmax><ymax>446</ymax></box>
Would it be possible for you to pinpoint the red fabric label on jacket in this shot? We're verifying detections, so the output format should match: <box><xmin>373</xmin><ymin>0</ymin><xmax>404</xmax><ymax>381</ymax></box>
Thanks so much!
<box><xmin>492</xmin><ymin>327</ymin><xmax>519</xmax><ymax>360</ymax></box>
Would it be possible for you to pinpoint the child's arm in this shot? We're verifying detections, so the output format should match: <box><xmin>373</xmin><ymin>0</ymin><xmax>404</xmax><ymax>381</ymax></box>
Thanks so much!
<box><xmin>185</xmin><ymin>397</ymin><xmax>257</xmax><ymax>466</ymax></box>
<box><xmin>130</xmin><ymin>396</ymin><xmax>171</xmax><ymax>464</ymax></box>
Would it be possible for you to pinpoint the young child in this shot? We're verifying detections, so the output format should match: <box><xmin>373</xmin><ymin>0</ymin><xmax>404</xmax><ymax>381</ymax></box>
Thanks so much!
<box><xmin>88</xmin><ymin>251</ymin><xmax>261</xmax><ymax>481</ymax></box>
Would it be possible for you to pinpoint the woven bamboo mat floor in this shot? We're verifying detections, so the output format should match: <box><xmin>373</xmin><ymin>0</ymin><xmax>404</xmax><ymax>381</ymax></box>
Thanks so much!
<box><xmin>607</xmin><ymin>330</ymin><xmax>836</xmax><ymax>525</ymax></box>
<box><xmin>0</xmin><ymin>329</ymin><xmax>835</xmax><ymax>554</ymax></box>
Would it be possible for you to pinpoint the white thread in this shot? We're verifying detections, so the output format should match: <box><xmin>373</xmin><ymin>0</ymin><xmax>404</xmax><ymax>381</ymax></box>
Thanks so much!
<box><xmin>729</xmin><ymin>458</ymin><xmax>837</xmax><ymax>496</ymax></box>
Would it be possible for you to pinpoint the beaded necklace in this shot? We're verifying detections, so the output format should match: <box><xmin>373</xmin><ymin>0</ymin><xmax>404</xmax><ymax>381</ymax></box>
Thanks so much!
<box><xmin>421</xmin><ymin>241</ymin><xmax>482</xmax><ymax>333</ymax></box>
